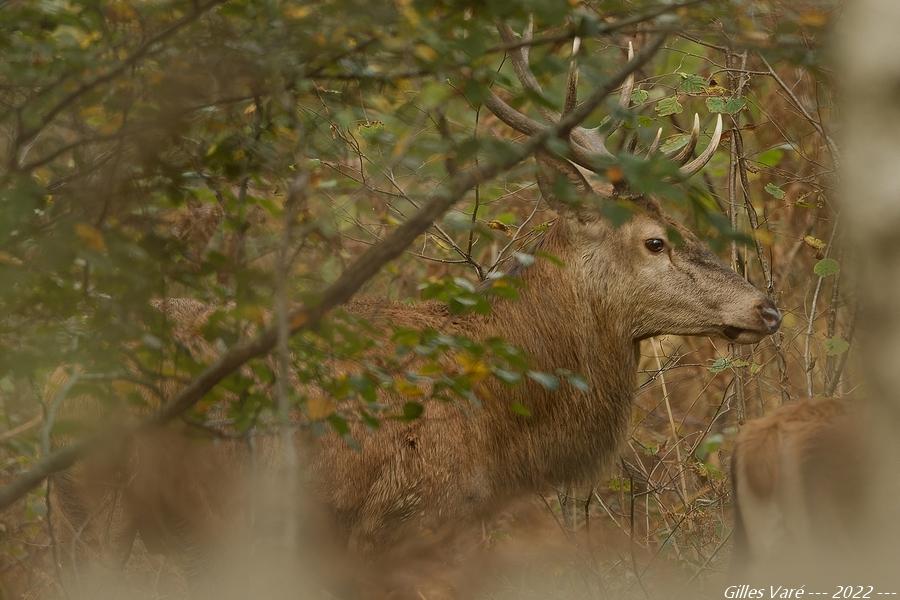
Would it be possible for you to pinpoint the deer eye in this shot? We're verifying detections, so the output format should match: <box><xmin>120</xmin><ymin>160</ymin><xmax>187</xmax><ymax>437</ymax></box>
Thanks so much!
<box><xmin>644</xmin><ymin>238</ymin><xmax>666</xmax><ymax>253</ymax></box>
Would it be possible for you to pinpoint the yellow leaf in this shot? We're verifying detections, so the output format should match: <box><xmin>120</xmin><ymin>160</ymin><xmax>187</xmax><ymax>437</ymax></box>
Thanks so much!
<box><xmin>488</xmin><ymin>220</ymin><xmax>510</xmax><ymax>233</ymax></box>
<box><xmin>111</xmin><ymin>380</ymin><xmax>138</xmax><ymax>398</ymax></box>
<box><xmin>290</xmin><ymin>311</ymin><xmax>308</xmax><ymax>329</ymax></box>
<box><xmin>283</xmin><ymin>5</ymin><xmax>313</xmax><ymax>19</ymax></box>
<box><xmin>419</xmin><ymin>361</ymin><xmax>443</xmax><ymax>377</ymax></box>
<box><xmin>78</xmin><ymin>31</ymin><xmax>102</xmax><ymax>49</ymax></box>
<box><xmin>606</xmin><ymin>166</ymin><xmax>624</xmax><ymax>184</ymax></box>
<box><xmin>752</xmin><ymin>229</ymin><xmax>774</xmax><ymax>247</ymax></box>
<box><xmin>782</xmin><ymin>312</ymin><xmax>798</xmax><ymax>330</ymax></box>
<box><xmin>396</xmin><ymin>0</ymin><xmax>420</xmax><ymax>26</ymax></box>
<box><xmin>0</xmin><ymin>251</ymin><xmax>23</xmax><ymax>266</ymax></box>
<box><xmin>799</xmin><ymin>10</ymin><xmax>828</xmax><ymax>27</ymax></box>
<box><xmin>455</xmin><ymin>353</ymin><xmax>490</xmax><ymax>382</ymax></box>
<box><xmin>106</xmin><ymin>0</ymin><xmax>138</xmax><ymax>23</ymax></box>
<box><xmin>395</xmin><ymin>378</ymin><xmax>424</xmax><ymax>398</ymax></box>
<box><xmin>803</xmin><ymin>235</ymin><xmax>827</xmax><ymax>251</ymax></box>
<box><xmin>307</xmin><ymin>395</ymin><xmax>335</xmax><ymax>420</ymax></box>
<box><xmin>705</xmin><ymin>85</ymin><xmax>729</xmax><ymax>96</ymax></box>
<box><xmin>74</xmin><ymin>223</ymin><xmax>106</xmax><ymax>252</ymax></box>
<box><xmin>414</xmin><ymin>44</ymin><xmax>438</xmax><ymax>62</ymax></box>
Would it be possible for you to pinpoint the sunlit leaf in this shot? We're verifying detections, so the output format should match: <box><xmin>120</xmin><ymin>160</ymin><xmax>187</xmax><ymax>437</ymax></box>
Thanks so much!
<box><xmin>655</xmin><ymin>96</ymin><xmax>683</xmax><ymax>117</ymax></box>
<box><xmin>814</xmin><ymin>258</ymin><xmax>840</xmax><ymax>278</ymax></box>
<box><xmin>825</xmin><ymin>336</ymin><xmax>850</xmax><ymax>356</ymax></box>
<box><xmin>764</xmin><ymin>183</ymin><xmax>785</xmax><ymax>199</ymax></box>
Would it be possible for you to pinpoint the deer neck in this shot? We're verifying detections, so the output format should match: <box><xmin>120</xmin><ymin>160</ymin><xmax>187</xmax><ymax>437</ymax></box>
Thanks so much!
<box><xmin>476</xmin><ymin>226</ymin><xmax>639</xmax><ymax>488</ymax></box>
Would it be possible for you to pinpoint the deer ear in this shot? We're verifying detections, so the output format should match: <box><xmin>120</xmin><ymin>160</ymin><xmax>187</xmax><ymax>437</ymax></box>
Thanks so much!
<box><xmin>535</xmin><ymin>153</ymin><xmax>618</xmax><ymax>221</ymax></box>
<box><xmin>535</xmin><ymin>153</ymin><xmax>593</xmax><ymax>211</ymax></box>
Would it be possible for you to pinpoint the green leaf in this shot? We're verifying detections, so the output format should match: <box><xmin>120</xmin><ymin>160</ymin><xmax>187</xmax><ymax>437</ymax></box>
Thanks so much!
<box><xmin>814</xmin><ymin>258</ymin><xmax>840</xmax><ymax>278</ymax></box>
<box><xmin>706</xmin><ymin>96</ymin><xmax>747</xmax><ymax>115</ymax></box>
<box><xmin>764</xmin><ymin>183</ymin><xmax>785</xmax><ymax>199</ymax></box>
<box><xmin>510</xmin><ymin>401</ymin><xmax>532</xmax><ymax>417</ymax></box>
<box><xmin>660</xmin><ymin>133</ymin><xmax>690</xmax><ymax>155</ymax></box>
<box><xmin>527</xmin><ymin>370</ymin><xmax>559</xmax><ymax>390</ymax></box>
<box><xmin>695</xmin><ymin>433</ymin><xmax>724</xmax><ymax>461</ymax></box>
<box><xmin>725</xmin><ymin>97</ymin><xmax>747</xmax><ymax>114</ymax></box>
<box><xmin>419</xmin><ymin>81</ymin><xmax>451</xmax><ymax>107</ymax></box>
<box><xmin>757</xmin><ymin>148</ymin><xmax>784</xmax><ymax>167</ymax></box>
<box><xmin>401</xmin><ymin>401</ymin><xmax>424</xmax><ymax>420</ymax></box>
<box><xmin>655</xmin><ymin>96</ymin><xmax>683</xmax><ymax>117</ymax></box>
<box><xmin>631</xmin><ymin>89</ymin><xmax>650</xmax><ymax>104</ymax></box>
<box><xmin>705</xmin><ymin>97</ymin><xmax>726</xmax><ymax>113</ymax></box>
<box><xmin>825</xmin><ymin>336</ymin><xmax>850</xmax><ymax>356</ymax></box>
<box><xmin>601</xmin><ymin>201</ymin><xmax>634</xmax><ymax>227</ymax></box>
<box><xmin>327</xmin><ymin>414</ymin><xmax>349</xmax><ymax>435</ymax></box>
<box><xmin>678</xmin><ymin>73</ymin><xmax>707</xmax><ymax>94</ymax></box>
<box><xmin>709</xmin><ymin>357</ymin><xmax>729</xmax><ymax>374</ymax></box>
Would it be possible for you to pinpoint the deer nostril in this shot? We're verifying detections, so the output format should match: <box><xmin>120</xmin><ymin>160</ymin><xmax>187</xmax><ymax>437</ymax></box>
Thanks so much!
<box><xmin>758</xmin><ymin>302</ymin><xmax>782</xmax><ymax>333</ymax></box>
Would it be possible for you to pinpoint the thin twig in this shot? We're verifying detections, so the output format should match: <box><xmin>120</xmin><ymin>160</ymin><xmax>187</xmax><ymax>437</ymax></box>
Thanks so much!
<box><xmin>804</xmin><ymin>217</ymin><xmax>840</xmax><ymax>397</ymax></box>
<box><xmin>0</xmin><ymin>415</ymin><xmax>41</xmax><ymax>443</ymax></box>
<box><xmin>758</xmin><ymin>53</ymin><xmax>840</xmax><ymax>169</ymax></box>
<box><xmin>653</xmin><ymin>338</ymin><xmax>689</xmax><ymax>503</ymax></box>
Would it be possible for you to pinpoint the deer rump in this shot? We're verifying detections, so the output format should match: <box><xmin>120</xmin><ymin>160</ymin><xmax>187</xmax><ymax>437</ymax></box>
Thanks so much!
<box><xmin>730</xmin><ymin>398</ymin><xmax>865</xmax><ymax>567</ymax></box>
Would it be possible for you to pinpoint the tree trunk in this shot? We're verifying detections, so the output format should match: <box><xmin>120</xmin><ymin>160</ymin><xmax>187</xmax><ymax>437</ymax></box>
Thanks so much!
<box><xmin>840</xmin><ymin>0</ymin><xmax>900</xmax><ymax>580</ymax></box>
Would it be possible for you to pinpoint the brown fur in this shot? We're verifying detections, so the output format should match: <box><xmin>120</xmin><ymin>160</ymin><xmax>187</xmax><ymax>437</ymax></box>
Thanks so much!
<box><xmin>730</xmin><ymin>397</ymin><xmax>865</xmax><ymax>569</ymax></box>
<box><xmin>51</xmin><ymin>157</ymin><xmax>779</xmax><ymax>588</ymax></box>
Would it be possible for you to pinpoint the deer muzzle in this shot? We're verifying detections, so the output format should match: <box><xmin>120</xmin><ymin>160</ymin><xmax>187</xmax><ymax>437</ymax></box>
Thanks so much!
<box><xmin>722</xmin><ymin>298</ymin><xmax>782</xmax><ymax>343</ymax></box>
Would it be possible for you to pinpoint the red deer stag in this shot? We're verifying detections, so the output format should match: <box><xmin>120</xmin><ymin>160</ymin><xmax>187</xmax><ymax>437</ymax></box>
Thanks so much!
<box><xmin>51</xmin><ymin>30</ymin><xmax>782</xmax><ymax>576</ymax></box>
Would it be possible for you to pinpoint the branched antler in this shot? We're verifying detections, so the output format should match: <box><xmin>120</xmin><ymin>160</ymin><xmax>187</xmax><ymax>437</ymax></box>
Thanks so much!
<box><xmin>485</xmin><ymin>21</ymin><xmax>723</xmax><ymax>182</ymax></box>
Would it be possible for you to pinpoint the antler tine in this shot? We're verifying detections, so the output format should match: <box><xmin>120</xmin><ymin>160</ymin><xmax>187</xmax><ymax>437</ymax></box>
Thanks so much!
<box><xmin>563</xmin><ymin>37</ymin><xmax>581</xmax><ymax>115</ymax></box>
<box><xmin>602</xmin><ymin>40</ymin><xmax>635</xmax><ymax>140</ymax></box>
<box><xmin>483</xmin><ymin>91</ymin><xmax>612</xmax><ymax>168</ymax></box>
<box><xmin>679</xmin><ymin>114</ymin><xmax>723</xmax><ymax>176</ymax></box>
<box><xmin>667</xmin><ymin>113</ymin><xmax>701</xmax><ymax>164</ymax></box>
<box><xmin>645</xmin><ymin>127</ymin><xmax>662</xmax><ymax>158</ymax></box>
<box><xmin>618</xmin><ymin>41</ymin><xmax>635</xmax><ymax>110</ymax></box>
<box><xmin>521</xmin><ymin>15</ymin><xmax>534</xmax><ymax>63</ymax></box>
<box><xmin>497</xmin><ymin>23</ymin><xmax>557</xmax><ymax>125</ymax></box>
<box><xmin>496</xmin><ymin>21</ymin><xmax>612</xmax><ymax>161</ymax></box>
<box><xmin>483</xmin><ymin>91</ymin><xmax>544</xmax><ymax>137</ymax></box>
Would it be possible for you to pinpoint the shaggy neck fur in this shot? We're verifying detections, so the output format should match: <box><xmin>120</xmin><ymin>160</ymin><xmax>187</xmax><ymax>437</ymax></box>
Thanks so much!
<box><xmin>467</xmin><ymin>220</ymin><xmax>638</xmax><ymax>490</ymax></box>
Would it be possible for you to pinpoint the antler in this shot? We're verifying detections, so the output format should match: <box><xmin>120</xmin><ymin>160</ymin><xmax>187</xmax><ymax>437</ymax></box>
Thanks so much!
<box><xmin>485</xmin><ymin>24</ymin><xmax>723</xmax><ymax>180</ymax></box>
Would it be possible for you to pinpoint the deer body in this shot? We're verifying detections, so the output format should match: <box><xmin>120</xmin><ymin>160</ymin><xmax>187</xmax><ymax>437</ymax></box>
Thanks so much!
<box><xmin>50</xmin><ymin>29</ymin><xmax>784</xmax><ymax>583</ymax></box>
<box><xmin>310</xmin><ymin>183</ymin><xmax>782</xmax><ymax>551</ymax></box>
<box><xmin>315</xmin><ymin>225</ymin><xmax>640</xmax><ymax>550</ymax></box>
<box><xmin>731</xmin><ymin>398</ymin><xmax>864</xmax><ymax>569</ymax></box>
<box><xmin>53</xmin><ymin>185</ymin><xmax>781</xmax><ymax>564</ymax></box>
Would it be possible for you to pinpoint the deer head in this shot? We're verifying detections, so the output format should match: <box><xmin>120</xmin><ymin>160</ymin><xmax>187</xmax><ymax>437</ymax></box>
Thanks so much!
<box><xmin>486</xmin><ymin>26</ymin><xmax>781</xmax><ymax>344</ymax></box>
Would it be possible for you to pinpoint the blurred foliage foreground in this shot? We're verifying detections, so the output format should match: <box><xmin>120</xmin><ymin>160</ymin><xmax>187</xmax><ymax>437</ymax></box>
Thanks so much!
<box><xmin>0</xmin><ymin>0</ymin><xmax>845</xmax><ymax>597</ymax></box>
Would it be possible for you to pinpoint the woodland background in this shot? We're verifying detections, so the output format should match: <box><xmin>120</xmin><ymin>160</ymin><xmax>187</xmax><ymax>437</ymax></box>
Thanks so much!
<box><xmin>0</xmin><ymin>0</ymin><xmax>850</xmax><ymax>598</ymax></box>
